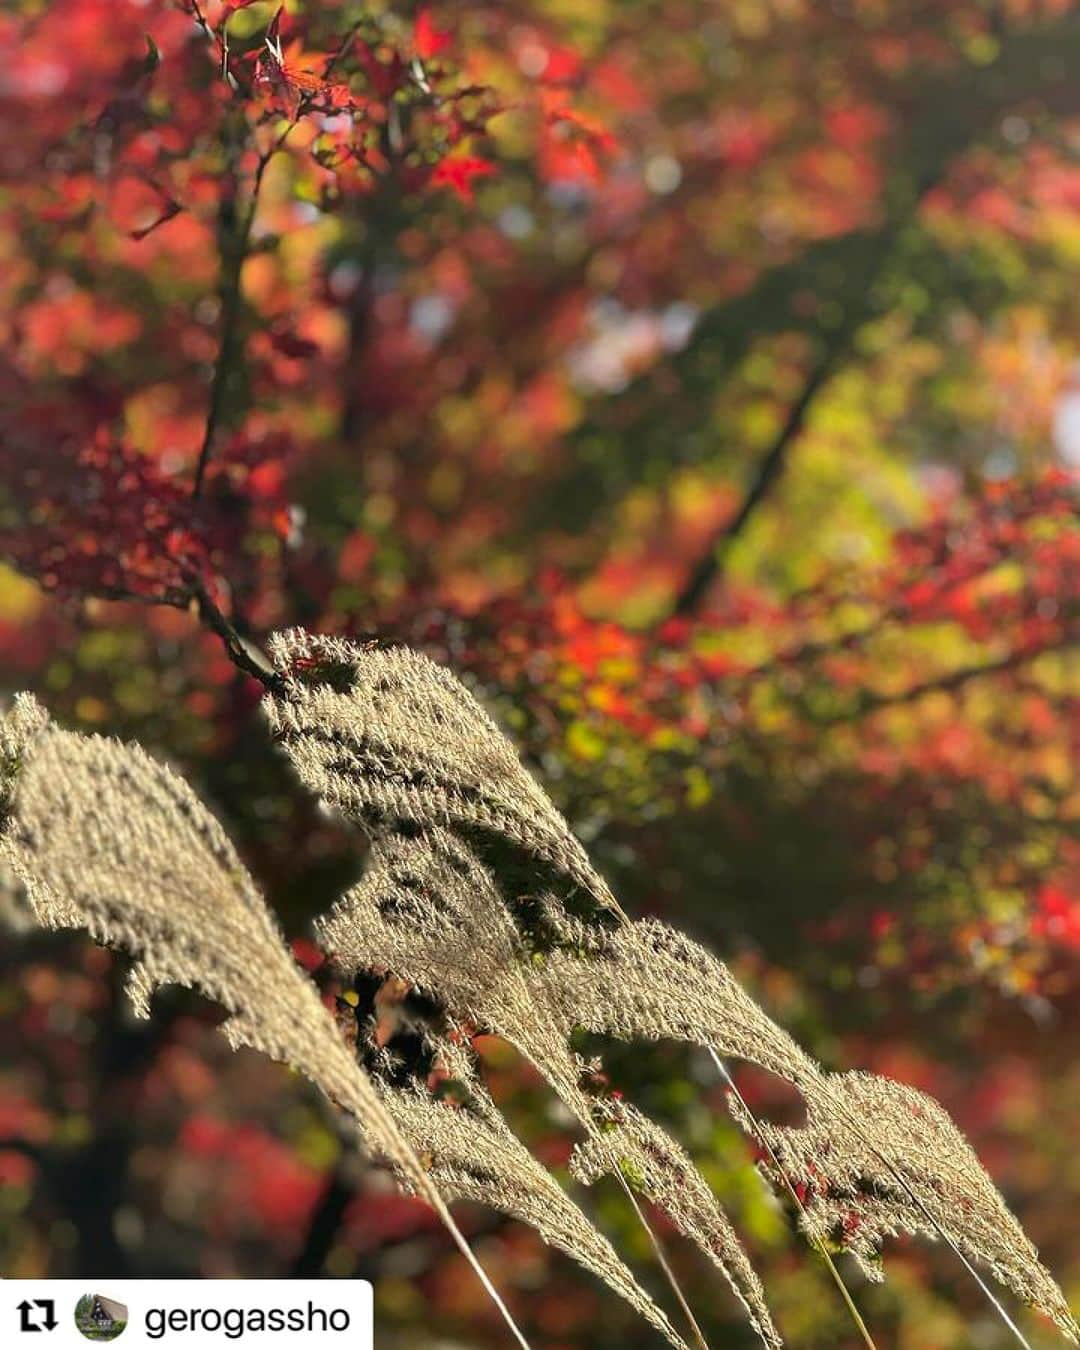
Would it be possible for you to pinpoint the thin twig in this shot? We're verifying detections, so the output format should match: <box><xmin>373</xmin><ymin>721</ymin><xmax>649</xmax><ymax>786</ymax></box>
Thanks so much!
<box><xmin>185</xmin><ymin>0</ymin><xmax>238</xmax><ymax>92</ymax></box>
<box><xmin>719</xmin><ymin>570</ymin><xmax>1027</xmax><ymax>691</ymax></box>
<box><xmin>79</xmin><ymin>578</ymin><xmax>282</xmax><ymax>693</ymax></box>
<box><xmin>185</xmin><ymin>0</ymin><xmax>215</xmax><ymax>47</ymax></box>
<box><xmin>88</xmin><ymin>582</ymin><xmax>193</xmax><ymax>609</ymax></box>
<box><xmin>322</xmin><ymin>20</ymin><xmax>365</xmax><ymax>79</ymax></box>
<box><xmin>189</xmin><ymin>576</ymin><xmax>283</xmax><ymax>692</ymax></box>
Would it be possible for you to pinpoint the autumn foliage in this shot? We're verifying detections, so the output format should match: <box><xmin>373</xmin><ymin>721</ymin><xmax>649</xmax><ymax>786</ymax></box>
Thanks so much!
<box><xmin>0</xmin><ymin>0</ymin><xmax>1077</xmax><ymax>1346</ymax></box>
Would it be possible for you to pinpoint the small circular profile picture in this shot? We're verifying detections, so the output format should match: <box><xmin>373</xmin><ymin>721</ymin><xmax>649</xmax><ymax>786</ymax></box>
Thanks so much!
<box><xmin>74</xmin><ymin>1293</ymin><xmax>128</xmax><ymax>1341</ymax></box>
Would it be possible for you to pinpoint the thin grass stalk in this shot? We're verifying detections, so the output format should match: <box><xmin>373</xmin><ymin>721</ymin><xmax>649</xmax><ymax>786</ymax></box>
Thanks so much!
<box><xmin>548</xmin><ymin>890</ymin><xmax>721</xmax><ymax>1346</ymax></box>
<box><xmin>929</xmin><ymin>1245</ymin><xmax>1032</xmax><ymax>1350</ymax></box>
<box><xmin>431</xmin><ymin>1195</ymin><xmax>532</xmax><ymax>1350</ymax></box>
<box><xmin>707</xmin><ymin>1049</ymin><xmax>878</xmax><ymax>1350</ymax></box>
<box><xmin>613</xmin><ymin>1171</ymin><xmax>710</xmax><ymax>1350</ymax></box>
<box><xmin>0</xmin><ymin>699</ymin><xmax>529</xmax><ymax>1350</ymax></box>
<box><xmin>259</xmin><ymin>639</ymin><xmax>1068</xmax><ymax>1345</ymax></box>
<box><xmin>714</xmin><ymin>1045</ymin><xmax>1045</xmax><ymax>1349</ymax></box>
<box><xmin>810</xmin><ymin>1076</ymin><xmax>1036</xmax><ymax>1350</ymax></box>
<box><xmin>583</xmin><ymin>900</ymin><xmax>728</xmax><ymax>1348</ymax></box>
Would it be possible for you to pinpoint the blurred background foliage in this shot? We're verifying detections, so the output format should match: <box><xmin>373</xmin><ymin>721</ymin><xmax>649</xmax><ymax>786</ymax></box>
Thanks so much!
<box><xmin>0</xmin><ymin>0</ymin><xmax>1077</xmax><ymax>1345</ymax></box>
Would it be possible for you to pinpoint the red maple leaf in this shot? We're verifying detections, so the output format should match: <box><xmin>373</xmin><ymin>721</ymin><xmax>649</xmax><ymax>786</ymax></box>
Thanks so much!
<box><xmin>431</xmin><ymin>154</ymin><xmax>496</xmax><ymax>202</ymax></box>
<box><xmin>415</xmin><ymin>8</ymin><xmax>453</xmax><ymax>60</ymax></box>
<box><xmin>249</xmin><ymin>9</ymin><xmax>357</xmax><ymax>113</ymax></box>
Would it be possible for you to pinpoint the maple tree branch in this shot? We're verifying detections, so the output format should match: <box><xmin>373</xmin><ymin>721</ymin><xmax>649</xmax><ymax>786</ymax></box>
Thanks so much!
<box><xmin>0</xmin><ymin>1137</ymin><xmax>45</xmax><ymax>1163</ymax></box>
<box><xmin>670</xmin><ymin>183</ymin><xmax>930</xmax><ymax>619</ymax></box>
<box><xmin>290</xmin><ymin>1165</ymin><xmax>356</xmax><ymax>1275</ymax></box>
<box><xmin>185</xmin><ymin>0</ymin><xmax>214</xmax><ymax>46</ymax></box>
<box><xmin>194</xmin><ymin>113</ymin><xmax>305</xmax><ymax>499</ymax></box>
<box><xmin>672</xmin><ymin>346</ymin><xmax>842</xmax><ymax>616</ymax></box>
<box><xmin>193</xmin><ymin>175</ymin><xmax>256</xmax><ymax>499</ymax></box>
<box><xmin>822</xmin><ymin>638</ymin><xmax>1077</xmax><ymax>723</ymax></box>
<box><xmin>544</xmin><ymin>11</ymin><xmax>1080</xmax><ymax>566</ymax></box>
<box><xmin>88</xmin><ymin>581</ymin><xmax>194</xmax><ymax>609</ymax></box>
<box><xmin>322</xmin><ymin>20</ymin><xmax>364</xmax><ymax>79</ymax></box>
<box><xmin>189</xmin><ymin>576</ymin><xmax>284</xmax><ymax>693</ymax></box>
<box><xmin>184</xmin><ymin>0</ymin><xmax>238</xmax><ymax>90</ymax></box>
<box><xmin>733</xmin><ymin>572</ymin><xmax>1047</xmax><ymax>689</ymax></box>
<box><xmin>71</xmin><ymin>578</ymin><xmax>281</xmax><ymax>692</ymax></box>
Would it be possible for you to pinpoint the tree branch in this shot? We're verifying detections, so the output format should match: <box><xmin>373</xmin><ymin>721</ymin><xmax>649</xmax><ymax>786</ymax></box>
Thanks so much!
<box><xmin>75</xmin><ymin>577</ymin><xmax>281</xmax><ymax>691</ymax></box>
<box><xmin>193</xmin><ymin>110</ymin><xmax>307</xmax><ymax>498</ymax></box>
<box><xmin>672</xmin><ymin>346</ymin><xmax>842</xmax><ymax>615</ymax></box>
<box><xmin>670</xmin><ymin>175</ymin><xmax>934</xmax><ymax>619</ymax></box>
<box><xmin>290</xmin><ymin>1164</ymin><xmax>356</xmax><ymax>1275</ymax></box>
<box><xmin>192</xmin><ymin>154</ymin><xmax>263</xmax><ymax>498</ymax></box>
<box><xmin>729</xmin><ymin>570</ymin><xmax>1046</xmax><ymax>690</ymax></box>
<box><xmin>189</xmin><ymin>576</ymin><xmax>283</xmax><ymax>692</ymax></box>
<box><xmin>0</xmin><ymin>1137</ymin><xmax>45</xmax><ymax>1163</ymax></box>
<box><xmin>534</xmin><ymin>10</ymin><xmax>1080</xmax><ymax>552</ymax></box>
<box><xmin>185</xmin><ymin>0</ymin><xmax>239</xmax><ymax>91</ymax></box>
<box><xmin>821</xmin><ymin>638</ymin><xmax>1077</xmax><ymax>724</ymax></box>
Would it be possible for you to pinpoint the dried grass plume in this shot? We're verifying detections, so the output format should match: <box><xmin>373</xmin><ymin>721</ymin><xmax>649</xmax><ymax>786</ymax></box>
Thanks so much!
<box><xmin>272</xmin><ymin>631</ymin><xmax>1078</xmax><ymax>1346</ymax></box>
<box><xmin>0</xmin><ymin>693</ymin><xmax>434</xmax><ymax>1196</ymax></box>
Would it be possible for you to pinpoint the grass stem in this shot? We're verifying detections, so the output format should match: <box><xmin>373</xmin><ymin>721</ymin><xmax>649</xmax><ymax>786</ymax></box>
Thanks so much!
<box><xmin>614</xmin><ymin>1170</ymin><xmax>710</xmax><ymax>1349</ymax></box>
<box><xmin>707</xmin><ymin>1049</ymin><xmax>878</xmax><ymax>1350</ymax></box>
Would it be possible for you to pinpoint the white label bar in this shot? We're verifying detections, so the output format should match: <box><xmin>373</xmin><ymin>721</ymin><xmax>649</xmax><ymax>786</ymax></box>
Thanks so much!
<box><xmin>1</xmin><ymin>1279</ymin><xmax>372</xmax><ymax>1349</ymax></box>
